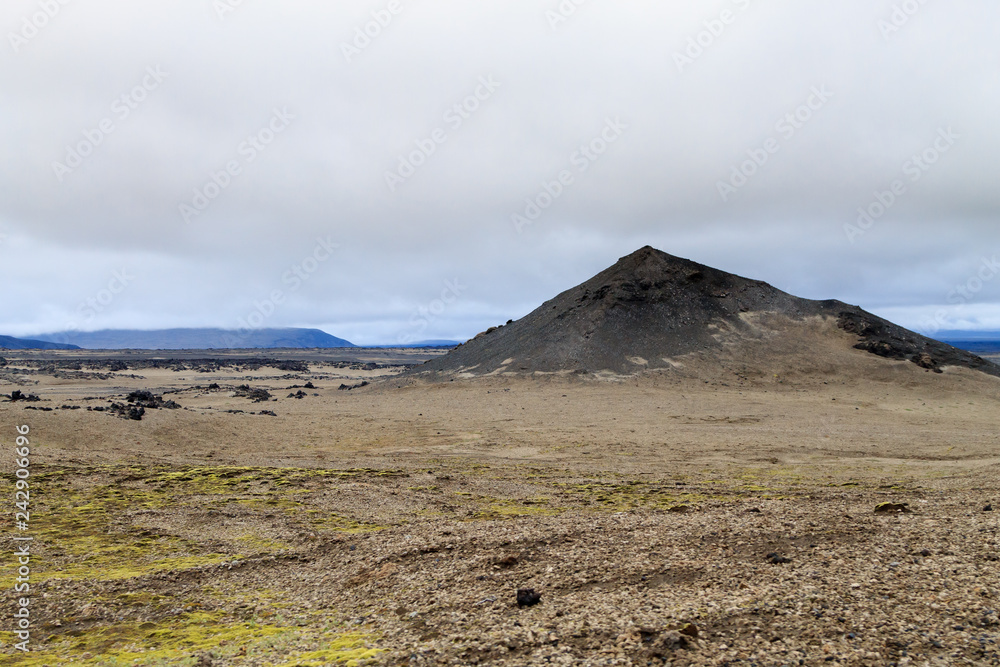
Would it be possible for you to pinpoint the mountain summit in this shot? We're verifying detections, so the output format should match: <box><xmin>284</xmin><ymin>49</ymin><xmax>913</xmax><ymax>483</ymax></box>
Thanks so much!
<box><xmin>419</xmin><ymin>246</ymin><xmax>1000</xmax><ymax>379</ymax></box>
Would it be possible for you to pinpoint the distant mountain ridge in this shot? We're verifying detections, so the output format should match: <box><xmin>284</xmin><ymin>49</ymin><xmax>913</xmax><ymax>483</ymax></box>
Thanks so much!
<box><xmin>0</xmin><ymin>335</ymin><xmax>80</xmax><ymax>350</ymax></box>
<box><xmin>934</xmin><ymin>330</ymin><xmax>1000</xmax><ymax>341</ymax></box>
<box><xmin>31</xmin><ymin>328</ymin><xmax>353</xmax><ymax>350</ymax></box>
<box><xmin>934</xmin><ymin>331</ymin><xmax>1000</xmax><ymax>356</ymax></box>
<box><xmin>369</xmin><ymin>340</ymin><xmax>462</xmax><ymax>349</ymax></box>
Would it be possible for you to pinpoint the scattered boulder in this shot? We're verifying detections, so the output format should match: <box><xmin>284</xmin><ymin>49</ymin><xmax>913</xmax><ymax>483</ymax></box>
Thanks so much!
<box><xmin>765</xmin><ymin>552</ymin><xmax>792</xmax><ymax>564</ymax></box>
<box><xmin>109</xmin><ymin>403</ymin><xmax>145</xmax><ymax>421</ymax></box>
<box><xmin>984</xmin><ymin>504</ymin><xmax>994</xmax><ymax>512</ymax></box>
<box><xmin>98</xmin><ymin>389</ymin><xmax>182</xmax><ymax>420</ymax></box>
<box><xmin>516</xmin><ymin>588</ymin><xmax>541</xmax><ymax>608</ymax></box>
<box><xmin>126</xmin><ymin>390</ymin><xmax>181</xmax><ymax>410</ymax></box>
<box><xmin>640</xmin><ymin>630</ymin><xmax>690</xmax><ymax>658</ymax></box>
<box><xmin>338</xmin><ymin>381</ymin><xmax>369</xmax><ymax>391</ymax></box>
<box><xmin>287</xmin><ymin>390</ymin><xmax>307</xmax><ymax>399</ymax></box>
<box><xmin>259</xmin><ymin>410</ymin><xmax>277</xmax><ymax>417</ymax></box>
<box><xmin>679</xmin><ymin>623</ymin><xmax>699</xmax><ymax>638</ymax></box>
<box><xmin>9</xmin><ymin>390</ymin><xmax>41</xmax><ymax>402</ymax></box>
<box><xmin>127</xmin><ymin>390</ymin><xmax>157</xmax><ymax>404</ymax></box>
<box><xmin>874</xmin><ymin>502</ymin><xmax>910</xmax><ymax>514</ymax></box>
<box><xmin>233</xmin><ymin>385</ymin><xmax>272</xmax><ymax>402</ymax></box>
<box><xmin>493</xmin><ymin>556</ymin><xmax>518</xmax><ymax>569</ymax></box>
<box><xmin>273</xmin><ymin>360</ymin><xmax>309</xmax><ymax>373</ymax></box>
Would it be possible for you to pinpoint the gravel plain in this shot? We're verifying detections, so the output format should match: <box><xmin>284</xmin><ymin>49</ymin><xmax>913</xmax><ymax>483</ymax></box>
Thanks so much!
<box><xmin>0</xmin><ymin>349</ymin><xmax>997</xmax><ymax>666</ymax></box>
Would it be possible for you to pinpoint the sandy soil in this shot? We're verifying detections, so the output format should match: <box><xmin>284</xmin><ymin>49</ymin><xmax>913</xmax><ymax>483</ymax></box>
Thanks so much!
<box><xmin>0</xmin><ymin>348</ymin><xmax>998</xmax><ymax>666</ymax></box>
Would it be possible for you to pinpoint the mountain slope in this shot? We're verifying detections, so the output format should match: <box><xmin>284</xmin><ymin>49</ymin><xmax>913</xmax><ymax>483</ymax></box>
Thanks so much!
<box><xmin>0</xmin><ymin>335</ymin><xmax>80</xmax><ymax>350</ymax></box>
<box><xmin>31</xmin><ymin>328</ymin><xmax>353</xmax><ymax>350</ymax></box>
<box><xmin>419</xmin><ymin>246</ymin><xmax>1000</xmax><ymax>379</ymax></box>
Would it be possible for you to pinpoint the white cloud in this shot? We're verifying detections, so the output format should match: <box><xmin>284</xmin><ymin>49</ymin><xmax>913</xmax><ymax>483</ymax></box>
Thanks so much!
<box><xmin>2</xmin><ymin>0</ymin><xmax>999</xmax><ymax>341</ymax></box>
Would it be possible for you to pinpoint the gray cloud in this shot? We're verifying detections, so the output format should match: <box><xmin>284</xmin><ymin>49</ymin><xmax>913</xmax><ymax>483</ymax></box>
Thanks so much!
<box><xmin>2</xmin><ymin>0</ymin><xmax>998</xmax><ymax>343</ymax></box>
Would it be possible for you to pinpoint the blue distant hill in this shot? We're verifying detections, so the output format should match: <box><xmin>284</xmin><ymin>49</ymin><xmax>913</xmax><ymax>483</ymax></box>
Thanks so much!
<box><xmin>934</xmin><ymin>330</ymin><xmax>1000</xmax><ymax>342</ymax></box>
<box><xmin>31</xmin><ymin>328</ymin><xmax>353</xmax><ymax>350</ymax></box>
<box><xmin>0</xmin><ymin>335</ymin><xmax>80</xmax><ymax>350</ymax></box>
<box><xmin>934</xmin><ymin>330</ymin><xmax>1000</xmax><ymax>356</ymax></box>
<box><xmin>369</xmin><ymin>340</ymin><xmax>462</xmax><ymax>348</ymax></box>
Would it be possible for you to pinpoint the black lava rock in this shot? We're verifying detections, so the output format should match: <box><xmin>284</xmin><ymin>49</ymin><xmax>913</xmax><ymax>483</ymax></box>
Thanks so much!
<box><xmin>234</xmin><ymin>385</ymin><xmax>272</xmax><ymax>402</ymax></box>
<box><xmin>516</xmin><ymin>588</ymin><xmax>541</xmax><ymax>608</ymax></box>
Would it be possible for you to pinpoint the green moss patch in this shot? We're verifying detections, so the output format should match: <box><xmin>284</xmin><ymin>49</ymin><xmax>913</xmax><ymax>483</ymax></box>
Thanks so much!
<box><xmin>0</xmin><ymin>465</ymin><xmax>400</xmax><ymax>589</ymax></box>
<box><xmin>0</xmin><ymin>612</ymin><xmax>381</xmax><ymax>666</ymax></box>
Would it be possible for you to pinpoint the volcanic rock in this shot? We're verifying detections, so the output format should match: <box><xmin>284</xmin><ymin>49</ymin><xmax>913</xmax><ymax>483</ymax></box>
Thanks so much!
<box><xmin>234</xmin><ymin>385</ymin><xmax>272</xmax><ymax>402</ymax></box>
<box><xmin>516</xmin><ymin>588</ymin><xmax>541</xmax><ymax>608</ymax></box>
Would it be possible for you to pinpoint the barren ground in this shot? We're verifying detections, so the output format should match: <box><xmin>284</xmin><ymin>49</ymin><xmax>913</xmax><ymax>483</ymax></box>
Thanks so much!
<box><xmin>1</xmin><ymin>348</ymin><xmax>998</xmax><ymax>666</ymax></box>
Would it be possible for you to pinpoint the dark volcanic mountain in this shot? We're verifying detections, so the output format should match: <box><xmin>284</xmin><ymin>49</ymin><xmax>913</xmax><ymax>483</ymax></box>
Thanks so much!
<box><xmin>419</xmin><ymin>246</ymin><xmax>1000</xmax><ymax>379</ymax></box>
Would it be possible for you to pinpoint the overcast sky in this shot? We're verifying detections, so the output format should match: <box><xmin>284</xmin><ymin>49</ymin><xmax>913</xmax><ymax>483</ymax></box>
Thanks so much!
<box><xmin>2</xmin><ymin>0</ymin><xmax>998</xmax><ymax>345</ymax></box>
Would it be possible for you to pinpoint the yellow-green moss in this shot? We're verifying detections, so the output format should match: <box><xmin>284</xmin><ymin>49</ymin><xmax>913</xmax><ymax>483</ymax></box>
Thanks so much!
<box><xmin>0</xmin><ymin>464</ymin><xmax>405</xmax><ymax>589</ymax></box>
<box><xmin>308</xmin><ymin>513</ymin><xmax>387</xmax><ymax>534</ymax></box>
<box><xmin>0</xmin><ymin>612</ymin><xmax>382</xmax><ymax>666</ymax></box>
<box><xmin>472</xmin><ymin>496</ymin><xmax>563</xmax><ymax>519</ymax></box>
<box><xmin>272</xmin><ymin>634</ymin><xmax>383</xmax><ymax>666</ymax></box>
